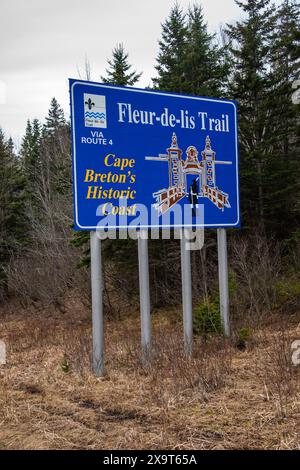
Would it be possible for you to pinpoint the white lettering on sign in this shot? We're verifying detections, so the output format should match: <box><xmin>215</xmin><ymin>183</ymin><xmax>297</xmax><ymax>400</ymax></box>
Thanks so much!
<box><xmin>117</xmin><ymin>103</ymin><xmax>230</xmax><ymax>132</ymax></box>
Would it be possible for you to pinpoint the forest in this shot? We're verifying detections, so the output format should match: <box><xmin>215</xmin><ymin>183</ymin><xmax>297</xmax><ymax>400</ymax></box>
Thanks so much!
<box><xmin>0</xmin><ymin>0</ymin><xmax>300</xmax><ymax>450</ymax></box>
<box><xmin>1</xmin><ymin>0</ymin><xmax>299</xmax><ymax>310</ymax></box>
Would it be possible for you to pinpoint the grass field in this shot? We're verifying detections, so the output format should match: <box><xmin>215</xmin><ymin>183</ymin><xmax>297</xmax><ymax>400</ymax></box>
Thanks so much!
<box><xmin>0</xmin><ymin>300</ymin><xmax>300</xmax><ymax>450</ymax></box>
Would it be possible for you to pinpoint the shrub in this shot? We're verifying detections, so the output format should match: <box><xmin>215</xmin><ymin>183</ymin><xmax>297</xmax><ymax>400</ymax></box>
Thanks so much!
<box><xmin>236</xmin><ymin>327</ymin><xmax>252</xmax><ymax>350</ymax></box>
<box><xmin>193</xmin><ymin>298</ymin><xmax>222</xmax><ymax>336</ymax></box>
<box><xmin>273</xmin><ymin>278</ymin><xmax>300</xmax><ymax>307</ymax></box>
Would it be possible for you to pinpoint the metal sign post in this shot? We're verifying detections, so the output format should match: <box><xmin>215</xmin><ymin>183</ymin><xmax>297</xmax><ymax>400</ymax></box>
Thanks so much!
<box><xmin>90</xmin><ymin>231</ymin><xmax>105</xmax><ymax>376</ymax></box>
<box><xmin>69</xmin><ymin>80</ymin><xmax>239</xmax><ymax>373</ymax></box>
<box><xmin>217</xmin><ymin>228</ymin><xmax>230</xmax><ymax>337</ymax></box>
<box><xmin>138</xmin><ymin>229</ymin><xmax>151</xmax><ymax>358</ymax></box>
<box><xmin>181</xmin><ymin>229</ymin><xmax>193</xmax><ymax>355</ymax></box>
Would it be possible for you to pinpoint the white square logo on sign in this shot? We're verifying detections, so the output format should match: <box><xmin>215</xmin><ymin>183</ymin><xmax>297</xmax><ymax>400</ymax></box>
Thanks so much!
<box><xmin>84</xmin><ymin>93</ymin><xmax>107</xmax><ymax>128</ymax></box>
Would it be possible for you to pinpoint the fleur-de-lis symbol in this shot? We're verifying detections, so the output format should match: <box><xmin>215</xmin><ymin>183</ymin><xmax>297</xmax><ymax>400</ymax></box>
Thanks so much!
<box><xmin>85</xmin><ymin>98</ymin><xmax>95</xmax><ymax>110</ymax></box>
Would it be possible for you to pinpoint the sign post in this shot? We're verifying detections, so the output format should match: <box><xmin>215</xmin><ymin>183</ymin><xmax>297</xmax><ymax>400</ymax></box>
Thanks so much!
<box><xmin>90</xmin><ymin>231</ymin><xmax>105</xmax><ymax>376</ymax></box>
<box><xmin>69</xmin><ymin>79</ymin><xmax>239</xmax><ymax>370</ymax></box>
<box><xmin>217</xmin><ymin>228</ymin><xmax>230</xmax><ymax>337</ymax></box>
<box><xmin>181</xmin><ymin>229</ymin><xmax>193</xmax><ymax>355</ymax></box>
<box><xmin>138</xmin><ymin>229</ymin><xmax>151</xmax><ymax>358</ymax></box>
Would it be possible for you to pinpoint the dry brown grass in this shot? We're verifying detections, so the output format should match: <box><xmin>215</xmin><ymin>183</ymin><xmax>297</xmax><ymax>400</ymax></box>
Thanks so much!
<box><xmin>0</xmin><ymin>301</ymin><xmax>300</xmax><ymax>450</ymax></box>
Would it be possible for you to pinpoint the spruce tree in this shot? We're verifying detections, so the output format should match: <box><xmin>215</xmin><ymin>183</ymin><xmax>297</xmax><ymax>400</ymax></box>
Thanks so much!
<box><xmin>21</xmin><ymin>118</ymin><xmax>41</xmax><ymax>185</ymax></box>
<box><xmin>44</xmin><ymin>97</ymin><xmax>66</xmax><ymax>136</ymax></box>
<box><xmin>226</xmin><ymin>0</ymin><xmax>275</xmax><ymax>230</ymax></box>
<box><xmin>101</xmin><ymin>43</ymin><xmax>142</xmax><ymax>86</ymax></box>
<box><xmin>20</xmin><ymin>119</ymin><xmax>33</xmax><ymax>165</ymax></box>
<box><xmin>7</xmin><ymin>137</ymin><xmax>14</xmax><ymax>157</ymax></box>
<box><xmin>182</xmin><ymin>4</ymin><xmax>229</xmax><ymax>97</ymax></box>
<box><xmin>263</xmin><ymin>0</ymin><xmax>300</xmax><ymax>233</ymax></box>
<box><xmin>41</xmin><ymin>98</ymin><xmax>71</xmax><ymax>196</ymax></box>
<box><xmin>153</xmin><ymin>2</ymin><xmax>188</xmax><ymax>92</ymax></box>
<box><xmin>74</xmin><ymin>45</ymin><xmax>142</xmax><ymax>273</ymax></box>
<box><xmin>0</xmin><ymin>129</ymin><xmax>27</xmax><ymax>295</ymax></box>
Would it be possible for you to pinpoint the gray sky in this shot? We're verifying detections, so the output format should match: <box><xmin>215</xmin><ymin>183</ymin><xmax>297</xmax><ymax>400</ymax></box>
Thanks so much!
<box><xmin>0</xmin><ymin>0</ymin><xmax>243</xmax><ymax>145</ymax></box>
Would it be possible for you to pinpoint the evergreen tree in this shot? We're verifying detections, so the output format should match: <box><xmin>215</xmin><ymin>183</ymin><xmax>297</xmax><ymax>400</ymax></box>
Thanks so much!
<box><xmin>227</xmin><ymin>0</ymin><xmax>300</xmax><ymax>234</ymax></box>
<box><xmin>101</xmin><ymin>43</ymin><xmax>142</xmax><ymax>86</ymax></box>
<box><xmin>0</xmin><ymin>129</ymin><xmax>27</xmax><ymax>296</ymax></box>
<box><xmin>41</xmin><ymin>98</ymin><xmax>71</xmax><ymax>196</ymax></box>
<box><xmin>153</xmin><ymin>2</ymin><xmax>188</xmax><ymax>92</ymax></box>
<box><xmin>20</xmin><ymin>118</ymin><xmax>41</xmax><ymax>185</ymax></box>
<box><xmin>44</xmin><ymin>97</ymin><xmax>66</xmax><ymax>135</ymax></box>
<box><xmin>226</xmin><ymin>0</ymin><xmax>275</xmax><ymax>230</ymax></box>
<box><xmin>74</xmin><ymin>45</ymin><xmax>142</xmax><ymax>271</ymax></box>
<box><xmin>7</xmin><ymin>137</ymin><xmax>14</xmax><ymax>157</ymax></box>
<box><xmin>182</xmin><ymin>4</ymin><xmax>229</xmax><ymax>97</ymax></box>
<box><xmin>263</xmin><ymin>0</ymin><xmax>300</xmax><ymax>233</ymax></box>
<box><xmin>20</xmin><ymin>119</ymin><xmax>33</xmax><ymax>164</ymax></box>
<box><xmin>153</xmin><ymin>3</ymin><xmax>229</xmax><ymax>96</ymax></box>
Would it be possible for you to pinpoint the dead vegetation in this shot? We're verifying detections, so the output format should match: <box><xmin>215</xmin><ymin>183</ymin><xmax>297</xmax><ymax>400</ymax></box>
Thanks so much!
<box><xmin>0</xmin><ymin>301</ymin><xmax>300</xmax><ymax>450</ymax></box>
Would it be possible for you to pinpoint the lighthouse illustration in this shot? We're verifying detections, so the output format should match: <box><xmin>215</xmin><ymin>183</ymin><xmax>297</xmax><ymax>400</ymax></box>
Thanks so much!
<box><xmin>145</xmin><ymin>133</ymin><xmax>231</xmax><ymax>215</ymax></box>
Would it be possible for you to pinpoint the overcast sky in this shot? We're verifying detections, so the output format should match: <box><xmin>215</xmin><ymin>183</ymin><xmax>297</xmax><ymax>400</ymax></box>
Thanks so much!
<box><xmin>0</xmin><ymin>0</ymin><xmax>245</xmax><ymax>146</ymax></box>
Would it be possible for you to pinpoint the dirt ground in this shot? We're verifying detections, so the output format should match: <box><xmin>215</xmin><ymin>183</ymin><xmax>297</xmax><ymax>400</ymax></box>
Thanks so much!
<box><xmin>0</xmin><ymin>299</ymin><xmax>300</xmax><ymax>450</ymax></box>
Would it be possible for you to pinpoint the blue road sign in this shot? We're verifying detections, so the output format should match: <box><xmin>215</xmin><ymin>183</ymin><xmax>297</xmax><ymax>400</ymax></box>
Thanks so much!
<box><xmin>69</xmin><ymin>79</ymin><xmax>239</xmax><ymax>230</ymax></box>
